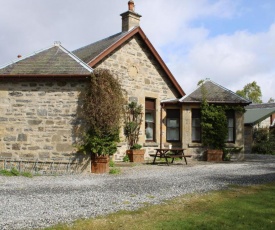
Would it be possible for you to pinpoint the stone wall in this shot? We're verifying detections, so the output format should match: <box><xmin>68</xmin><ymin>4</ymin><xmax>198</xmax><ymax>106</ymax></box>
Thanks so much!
<box><xmin>244</xmin><ymin>125</ymin><xmax>253</xmax><ymax>154</ymax></box>
<box><xmin>256</xmin><ymin>117</ymin><xmax>271</xmax><ymax>128</ymax></box>
<box><xmin>0</xmin><ymin>80</ymin><xmax>90</xmax><ymax>173</ymax></box>
<box><xmin>95</xmin><ymin>35</ymin><xmax>181</xmax><ymax>160</ymax></box>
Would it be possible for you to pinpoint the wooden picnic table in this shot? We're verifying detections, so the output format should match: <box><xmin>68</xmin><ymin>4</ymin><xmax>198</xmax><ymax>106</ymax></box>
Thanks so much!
<box><xmin>150</xmin><ymin>148</ymin><xmax>191</xmax><ymax>166</ymax></box>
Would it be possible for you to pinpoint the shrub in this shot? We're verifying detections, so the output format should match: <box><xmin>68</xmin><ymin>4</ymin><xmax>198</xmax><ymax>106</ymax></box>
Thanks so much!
<box><xmin>130</xmin><ymin>143</ymin><xmax>142</xmax><ymax>150</ymax></box>
<box><xmin>252</xmin><ymin>128</ymin><xmax>275</xmax><ymax>154</ymax></box>
<box><xmin>109</xmin><ymin>160</ymin><xmax>115</xmax><ymax>167</ymax></box>
<box><xmin>124</xmin><ymin>102</ymin><xmax>143</xmax><ymax>148</ymax></box>
<box><xmin>76</xmin><ymin>69</ymin><xmax>126</xmax><ymax>157</ymax></box>
<box><xmin>201</xmin><ymin>100</ymin><xmax>228</xmax><ymax>150</ymax></box>
<box><xmin>109</xmin><ymin>168</ymin><xmax>121</xmax><ymax>175</ymax></box>
<box><xmin>123</xmin><ymin>155</ymin><xmax>130</xmax><ymax>162</ymax></box>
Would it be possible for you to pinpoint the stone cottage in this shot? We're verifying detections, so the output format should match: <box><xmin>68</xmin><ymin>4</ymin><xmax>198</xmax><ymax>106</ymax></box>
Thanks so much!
<box><xmin>0</xmin><ymin>1</ymin><xmax>251</xmax><ymax>173</ymax></box>
<box><xmin>0</xmin><ymin>1</ymin><xmax>185</xmax><ymax>172</ymax></box>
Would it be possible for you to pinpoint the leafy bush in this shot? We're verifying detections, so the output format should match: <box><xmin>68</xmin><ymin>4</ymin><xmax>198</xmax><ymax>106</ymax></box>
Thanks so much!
<box><xmin>11</xmin><ymin>168</ymin><xmax>20</xmax><ymax>176</ymax></box>
<box><xmin>123</xmin><ymin>155</ymin><xmax>130</xmax><ymax>162</ymax></box>
<box><xmin>201</xmin><ymin>100</ymin><xmax>228</xmax><ymax>150</ymax></box>
<box><xmin>78</xmin><ymin>129</ymin><xmax>119</xmax><ymax>156</ymax></box>
<box><xmin>109</xmin><ymin>160</ymin><xmax>115</xmax><ymax>167</ymax></box>
<box><xmin>77</xmin><ymin>69</ymin><xmax>126</xmax><ymax>156</ymax></box>
<box><xmin>130</xmin><ymin>143</ymin><xmax>142</xmax><ymax>150</ymax></box>
<box><xmin>124</xmin><ymin>102</ymin><xmax>143</xmax><ymax>148</ymax></box>
<box><xmin>252</xmin><ymin>128</ymin><xmax>275</xmax><ymax>154</ymax></box>
<box><xmin>109</xmin><ymin>168</ymin><xmax>121</xmax><ymax>175</ymax></box>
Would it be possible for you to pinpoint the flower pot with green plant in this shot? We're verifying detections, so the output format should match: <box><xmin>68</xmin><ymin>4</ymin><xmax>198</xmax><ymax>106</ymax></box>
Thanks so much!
<box><xmin>76</xmin><ymin>69</ymin><xmax>126</xmax><ymax>173</ymax></box>
<box><xmin>124</xmin><ymin>102</ymin><xmax>145</xmax><ymax>163</ymax></box>
<box><xmin>201</xmin><ymin>99</ymin><xmax>228</xmax><ymax>162</ymax></box>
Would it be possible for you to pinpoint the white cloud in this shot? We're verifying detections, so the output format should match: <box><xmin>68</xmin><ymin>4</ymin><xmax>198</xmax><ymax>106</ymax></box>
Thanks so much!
<box><xmin>0</xmin><ymin>0</ymin><xmax>274</xmax><ymax>102</ymax></box>
<box><xmin>170</xmin><ymin>23</ymin><xmax>275</xmax><ymax>102</ymax></box>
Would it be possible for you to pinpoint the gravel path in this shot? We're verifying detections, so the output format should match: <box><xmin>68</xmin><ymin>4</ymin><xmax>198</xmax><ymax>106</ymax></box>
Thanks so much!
<box><xmin>1</xmin><ymin>154</ymin><xmax>275</xmax><ymax>230</ymax></box>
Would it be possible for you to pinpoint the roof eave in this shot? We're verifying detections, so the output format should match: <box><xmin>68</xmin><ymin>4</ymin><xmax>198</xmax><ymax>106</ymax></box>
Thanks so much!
<box><xmin>180</xmin><ymin>101</ymin><xmax>251</xmax><ymax>105</ymax></box>
<box><xmin>0</xmin><ymin>74</ymin><xmax>91</xmax><ymax>79</ymax></box>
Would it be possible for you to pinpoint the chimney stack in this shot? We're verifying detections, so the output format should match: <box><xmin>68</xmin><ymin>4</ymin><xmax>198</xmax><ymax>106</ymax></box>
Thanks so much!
<box><xmin>120</xmin><ymin>0</ymin><xmax>142</xmax><ymax>32</ymax></box>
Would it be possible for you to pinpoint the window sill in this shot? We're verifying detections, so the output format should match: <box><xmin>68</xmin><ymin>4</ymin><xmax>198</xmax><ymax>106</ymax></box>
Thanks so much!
<box><xmin>188</xmin><ymin>143</ymin><xmax>203</xmax><ymax>148</ymax></box>
<box><xmin>143</xmin><ymin>142</ymin><xmax>159</xmax><ymax>147</ymax></box>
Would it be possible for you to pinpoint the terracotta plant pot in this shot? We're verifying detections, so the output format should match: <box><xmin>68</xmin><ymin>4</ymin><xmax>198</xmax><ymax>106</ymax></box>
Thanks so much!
<box><xmin>206</xmin><ymin>149</ymin><xmax>223</xmax><ymax>162</ymax></box>
<box><xmin>91</xmin><ymin>155</ymin><xmax>110</xmax><ymax>174</ymax></box>
<box><xmin>126</xmin><ymin>149</ymin><xmax>145</xmax><ymax>163</ymax></box>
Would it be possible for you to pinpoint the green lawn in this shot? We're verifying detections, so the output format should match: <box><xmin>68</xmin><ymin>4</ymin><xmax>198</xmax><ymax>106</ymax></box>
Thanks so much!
<box><xmin>46</xmin><ymin>183</ymin><xmax>275</xmax><ymax>230</ymax></box>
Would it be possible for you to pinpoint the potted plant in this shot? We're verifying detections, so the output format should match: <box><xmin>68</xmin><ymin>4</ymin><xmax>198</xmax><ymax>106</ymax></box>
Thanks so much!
<box><xmin>79</xmin><ymin>129</ymin><xmax>119</xmax><ymax>173</ymax></box>
<box><xmin>76</xmin><ymin>69</ymin><xmax>126</xmax><ymax>173</ymax></box>
<box><xmin>201</xmin><ymin>99</ymin><xmax>228</xmax><ymax>161</ymax></box>
<box><xmin>124</xmin><ymin>102</ymin><xmax>145</xmax><ymax>163</ymax></box>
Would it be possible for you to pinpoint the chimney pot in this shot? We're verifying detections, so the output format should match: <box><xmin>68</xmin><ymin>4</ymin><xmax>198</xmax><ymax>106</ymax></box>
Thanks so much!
<box><xmin>128</xmin><ymin>0</ymin><xmax>135</xmax><ymax>11</ymax></box>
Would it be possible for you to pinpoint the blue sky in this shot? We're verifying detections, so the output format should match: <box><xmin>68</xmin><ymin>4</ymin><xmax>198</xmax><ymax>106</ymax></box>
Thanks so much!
<box><xmin>191</xmin><ymin>0</ymin><xmax>275</xmax><ymax>36</ymax></box>
<box><xmin>0</xmin><ymin>0</ymin><xmax>274</xmax><ymax>102</ymax></box>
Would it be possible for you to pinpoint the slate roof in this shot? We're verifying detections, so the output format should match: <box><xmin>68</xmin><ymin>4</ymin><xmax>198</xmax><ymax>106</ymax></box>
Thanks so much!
<box><xmin>180</xmin><ymin>79</ymin><xmax>251</xmax><ymax>105</ymax></box>
<box><xmin>73</xmin><ymin>31</ymin><xmax>130</xmax><ymax>64</ymax></box>
<box><xmin>244</xmin><ymin>103</ymin><xmax>275</xmax><ymax>125</ymax></box>
<box><xmin>0</xmin><ymin>43</ymin><xmax>93</xmax><ymax>77</ymax></box>
<box><xmin>246</xmin><ymin>103</ymin><xmax>275</xmax><ymax>109</ymax></box>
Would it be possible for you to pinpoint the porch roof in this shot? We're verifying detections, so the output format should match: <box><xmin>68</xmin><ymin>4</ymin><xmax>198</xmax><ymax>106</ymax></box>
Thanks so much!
<box><xmin>179</xmin><ymin>79</ymin><xmax>251</xmax><ymax>105</ymax></box>
<box><xmin>244</xmin><ymin>107</ymin><xmax>275</xmax><ymax>126</ymax></box>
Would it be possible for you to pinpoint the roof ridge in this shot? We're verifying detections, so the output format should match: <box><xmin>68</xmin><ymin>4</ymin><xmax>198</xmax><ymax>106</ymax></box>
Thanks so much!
<box><xmin>57</xmin><ymin>44</ymin><xmax>93</xmax><ymax>73</ymax></box>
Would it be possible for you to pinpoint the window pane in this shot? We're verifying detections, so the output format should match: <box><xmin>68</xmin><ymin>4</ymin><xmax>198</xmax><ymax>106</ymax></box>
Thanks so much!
<box><xmin>167</xmin><ymin>128</ymin><xmax>179</xmax><ymax>140</ymax></box>
<box><xmin>226</xmin><ymin>111</ymin><xmax>235</xmax><ymax>142</ymax></box>
<box><xmin>228</xmin><ymin>118</ymin><xmax>234</xmax><ymax>127</ymax></box>
<box><xmin>192</xmin><ymin>118</ymin><xmax>200</xmax><ymax>127</ymax></box>
<box><xmin>145</xmin><ymin>122</ymin><xmax>154</xmax><ymax>140</ymax></box>
<box><xmin>145</xmin><ymin>112</ymin><xmax>154</xmax><ymax>122</ymax></box>
<box><xmin>166</xmin><ymin>109</ymin><xmax>180</xmax><ymax>141</ymax></box>
<box><xmin>167</xmin><ymin>118</ymin><xmax>179</xmax><ymax>128</ymax></box>
<box><xmin>192</xmin><ymin>109</ymin><xmax>201</xmax><ymax>142</ymax></box>
<box><xmin>192</xmin><ymin>127</ymin><xmax>201</xmax><ymax>141</ymax></box>
<box><xmin>228</xmin><ymin>128</ymin><xmax>234</xmax><ymax>142</ymax></box>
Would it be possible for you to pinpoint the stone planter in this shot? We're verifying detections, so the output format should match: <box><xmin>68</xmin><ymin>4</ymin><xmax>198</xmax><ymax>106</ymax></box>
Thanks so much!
<box><xmin>206</xmin><ymin>149</ymin><xmax>223</xmax><ymax>162</ymax></box>
<box><xmin>126</xmin><ymin>149</ymin><xmax>145</xmax><ymax>163</ymax></box>
<box><xmin>91</xmin><ymin>155</ymin><xmax>109</xmax><ymax>174</ymax></box>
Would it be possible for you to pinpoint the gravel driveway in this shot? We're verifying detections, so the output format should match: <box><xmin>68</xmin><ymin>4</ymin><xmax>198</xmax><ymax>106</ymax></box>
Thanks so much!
<box><xmin>1</xmin><ymin>154</ymin><xmax>275</xmax><ymax>230</ymax></box>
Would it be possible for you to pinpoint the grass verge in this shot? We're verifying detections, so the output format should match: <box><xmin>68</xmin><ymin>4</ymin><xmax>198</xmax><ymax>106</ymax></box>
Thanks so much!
<box><xmin>45</xmin><ymin>182</ymin><xmax>275</xmax><ymax>230</ymax></box>
<box><xmin>0</xmin><ymin>168</ymin><xmax>33</xmax><ymax>178</ymax></box>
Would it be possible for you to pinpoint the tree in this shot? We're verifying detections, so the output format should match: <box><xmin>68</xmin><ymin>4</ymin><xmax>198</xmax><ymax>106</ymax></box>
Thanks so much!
<box><xmin>268</xmin><ymin>98</ymin><xmax>275</xmax><ymax>103</ymax></box>
<box><xmin>201</xmin><ymin>99</ymin><xmax>228</xmax><ymax>150</ymax></box>
<box><xmin>123</xmin><ymin>102</ymin><xmax>143</xmax><ymax>148</ymax></box>
<box><xmin>236</xmin><ymin>81</ymin><xmax>262</xmax><ymax>103</ymax></box>
<box><xmin>77</xmin><ymin>68</ymin><xmax>126</xmax><ymax>156</ymax></box>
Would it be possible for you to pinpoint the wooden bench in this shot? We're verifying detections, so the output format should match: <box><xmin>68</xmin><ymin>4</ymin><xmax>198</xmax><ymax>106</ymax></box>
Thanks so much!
<box><xmin>165</xmin><ymin>154</ymin><xmax>192</xmax><ymax>165</ymax></box>
<box><xmin>150</xmin><ymin>149</ymin><xmax>191</xmax><ymax>166</ymax></box>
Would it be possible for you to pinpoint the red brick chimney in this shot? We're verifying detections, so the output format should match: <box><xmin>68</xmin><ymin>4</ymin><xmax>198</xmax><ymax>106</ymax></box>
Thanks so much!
<box><xmin>121</xmin><ymin>0</ymin><xmax>142</xmax><ymax>32</ymax></box>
